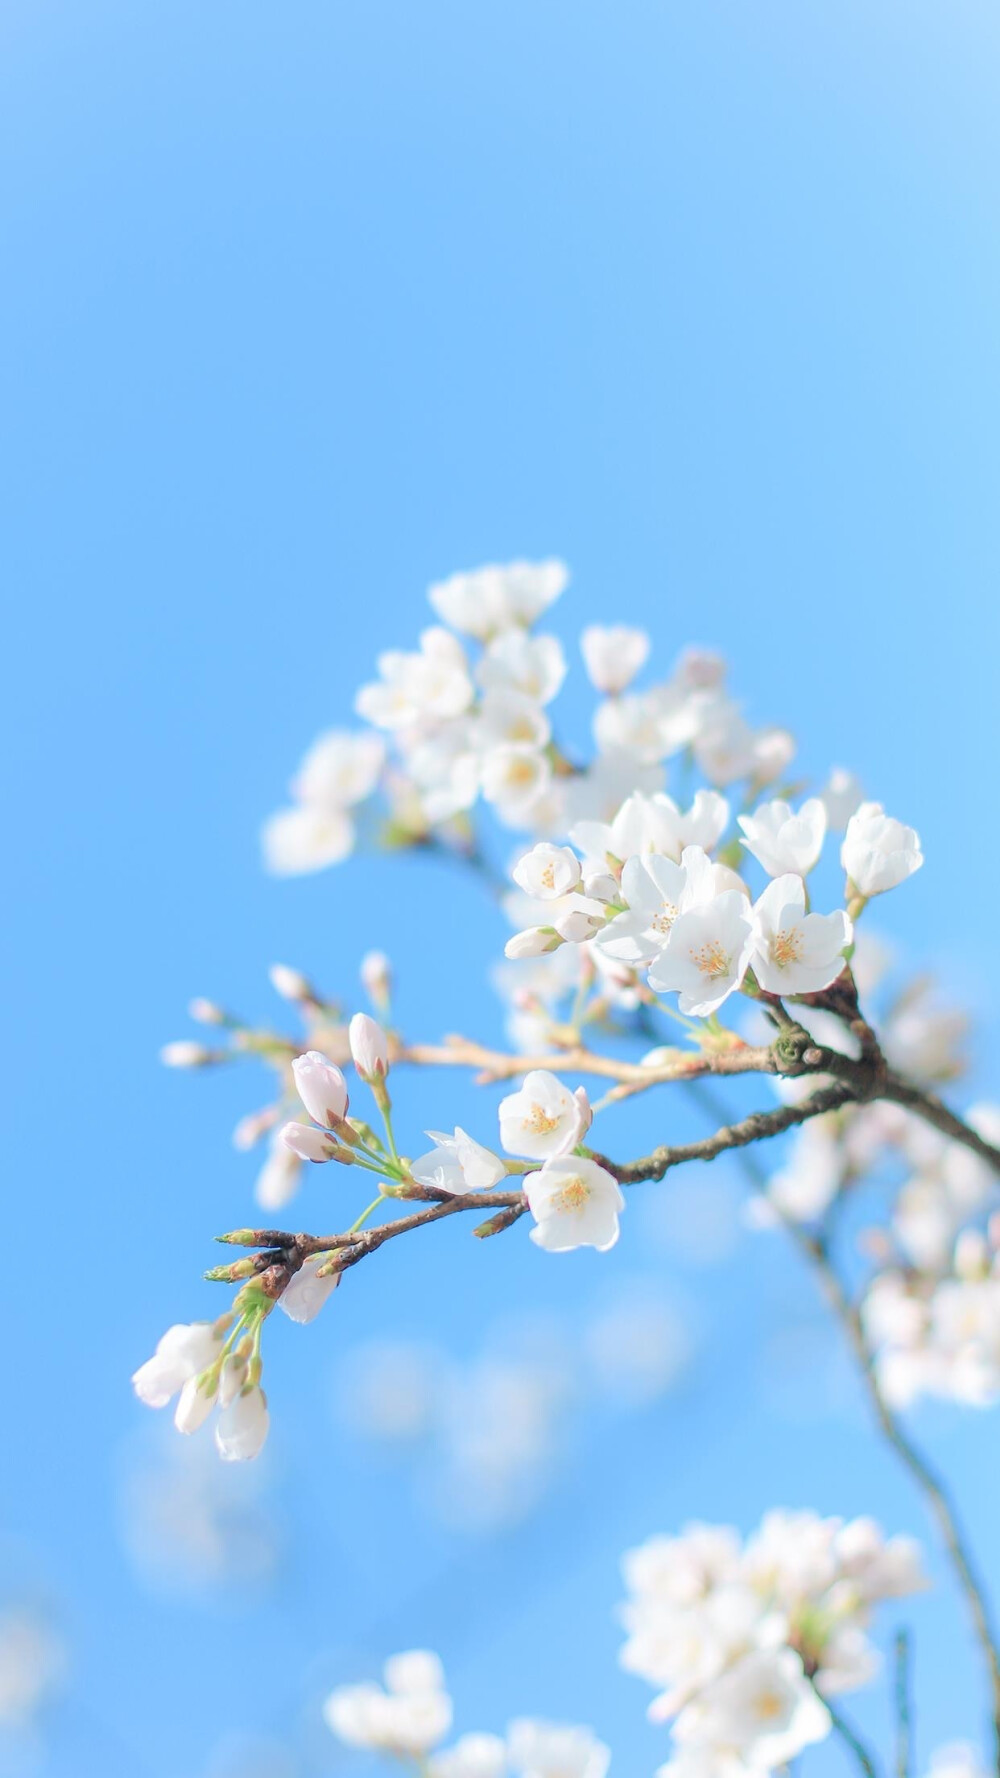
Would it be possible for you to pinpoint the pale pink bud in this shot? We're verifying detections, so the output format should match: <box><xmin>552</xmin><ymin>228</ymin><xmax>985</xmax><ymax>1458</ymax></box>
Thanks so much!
<box><xmin>280</xmin><ymin>1120</ymin><xmax>341</xmax><ymax>1163</ymax></box>
<box><xmin>292</xmin><ymin>1050</ymin><xmax>350</xmax><ymax>1127</ymax></box>
<box><xmin>360</xmin><ymin>950</ymin><xmax>392</xmax><ymax>1014</ymax></box>
<box><xmin>174</xmin><ymin>1373</ymin><xmax>217</xmax><ymax>1434</ymax></box>
<box><xmin>504</xmin><ymin>926</ymin><xmax>562</xmax><ymax>960</ymax></box>
<box><xmin>232</xmin><ymin>1106</ymin><xmax>279</xmax><ymax>1151</ymax></box>
<box><xmin>553</xmin><ymin>897</ymin><xmax>606</xmax><ymax>942</ymax></box>
<box><xmin>160</xmin><ymin>1040</ymin><xmax>213</xmax><ymax>1068</ymax></box>
<box><xmin>573</xmin><ymin>1086</ymin><xmax>593</xmax><ymax>1139</ymax></box>
<box><xmin>269</xmin><ymin>963</ymin><xmax>312</xmax><ymax>1002</ymax></box>
<box><xmin>188</xmin><ymin>997</ymin><xmax>225</xmax><ymax>1025</ymax></box>
<box><xmin>349</xmin><ymin>1012</ymin><xmax>389</xmax><ymax>1081</ymax></box>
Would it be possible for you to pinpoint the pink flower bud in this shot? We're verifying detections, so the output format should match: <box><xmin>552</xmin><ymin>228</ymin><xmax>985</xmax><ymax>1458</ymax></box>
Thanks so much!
<box><xmin>291</xmin><ymin>1051</ymin><xmax>350</xmax><ymax>1128</ymax></box>
<box><xmin>269</xmin><ymin>963</ymin><xmax>312</xmax><ymax>1002</ymax></box>
<box><xmin>280</xmin><ymin>1121</ymin><xmax>341</xmax><ymax>1163</ymax></box>
<box><xmin>349</xmin><ymin>1012</ymin><xmax>389</xmax><ymax>1081</ymax></box>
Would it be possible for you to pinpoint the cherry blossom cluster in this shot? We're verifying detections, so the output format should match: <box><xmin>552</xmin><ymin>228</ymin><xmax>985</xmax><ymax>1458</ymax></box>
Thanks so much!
<box><xmin>260</xmin><ymin>558</ymin><xmax>840</xmax><ymax>878</ymax></box>
<box><xmin>324</xmin><ymin>1648</ymin><xmax>610</xmax><ymax>1778</ymax></box>
<box><xmin>620</xmin><ymin>1512</ymin><xmax>925</xmax><ymax>1778</ymax></box>
<box><xmin>503</xmin><ymin>788</ymin><xmax>921</xmax><ymax>1023</ymax></box>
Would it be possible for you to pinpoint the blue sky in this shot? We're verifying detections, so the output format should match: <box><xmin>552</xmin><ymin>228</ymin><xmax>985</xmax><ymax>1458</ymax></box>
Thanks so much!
<box><xmin>2</xmin><ymin>2</ymin><xmax>999</xmax><ymax>1774</ymax></box>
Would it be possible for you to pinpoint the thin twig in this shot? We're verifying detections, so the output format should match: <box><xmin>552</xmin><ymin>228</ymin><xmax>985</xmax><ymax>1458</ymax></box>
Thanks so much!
<box><xmin>894</xmin><ymin>1628</ymin><xmax>912</xmax><ymax>1778</ymax></box>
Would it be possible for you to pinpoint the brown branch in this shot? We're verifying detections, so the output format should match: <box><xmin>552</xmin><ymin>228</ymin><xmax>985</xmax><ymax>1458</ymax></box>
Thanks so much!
<box><xmin>400</xmin><ymin>1035</ymin><xmax>779</xmax><ymax>1088</ymax></box>
<box><xmin>590</xmin><ymin>1083</ymin><xmax>857</xmax><ymax>1184</ymax></box>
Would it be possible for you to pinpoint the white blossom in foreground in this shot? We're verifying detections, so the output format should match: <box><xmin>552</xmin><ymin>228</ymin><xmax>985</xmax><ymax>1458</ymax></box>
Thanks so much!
<box><xmin>524</xmin><ymin>1156</ymin><xmax>625</xmax><ymax>1253</ymax></box>
<box><xmin>595</xmin><ymin>845</ymin><xmax>719</xmax><ymax>967</ymax></box>
<box><xmin>749</xmin><ymin>875</ymin><xmax>852</xmax><ymax>997</ymax></box>
<box><xmin>580</xmin><ymin>624</ymin><xmax>651</xmax><ymax>694</ymax></box>
<box><xmin>647</xmin><ymin>891</ymin><xmax>756</xmax><ymax>1017</ymax></box>
<box><xmin>738</xmin><ymin>797</ymin><xmax>827</xmax><ymax>878</ymax></box>
<box><xmin>499</xmin><ymin>1071</ymin><xmax>589</xmax><ymax>1160</ymax></box>
<box><xmin>842</xmin><ymin>802</ymin><xmax>923</xmax><ymax>897</ymax></box>
<box><xmin>324</xmin><ymin>1649</ymin><xmax>453</xmax><ymax>1758</ymax></box>
<box><xmin>507</xmin><ymin>1718</ymin><xmax>611</xmax><ymax>1778</ymax></box>
<box><xmin>411</xmin><ymin>1127</ymin><xmax>507</xmax><ymax>1193</ymax></box>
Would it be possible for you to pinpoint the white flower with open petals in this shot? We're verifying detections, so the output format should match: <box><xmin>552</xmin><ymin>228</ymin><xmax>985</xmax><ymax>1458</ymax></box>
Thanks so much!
<box><xmin>428</xmin><ymin>560</ymin><xmax>567</xmax><ymax>638</ymax></box>
<box><xmin>750</xmin><ymin>876</ymin><xmax>852</xmax><ymax>997</ymax></box>
<box><xmin>481</xmin><ymin>746</ymin><xmax>553</xmax><ymax>822</ymax></box>
<box><xmin>132</xmin><ymin>1322</ymin><xmax>223</xmax><ymax>1411</ymax></box>
<box><xmin>356</xmin><ymin>628</ymin><xmax>474</xmax><ymax>729</ymax></box>
<box><xmin>524</xmin><ymin>1156</ymin><xmax>624</xmax><ymax>1253</ymax></box>
<box><xmin>581</xmin><ymin>624</ymin><xmax>651</xmax><ymax>694</ymax></box>
<box><xmin>292</xmin><ymin>729</ymin><xmax>385</xmax><ymax>810</ymax></box>
<box><xmin>512</xmin><ymin>843</ymin><xmax>582</xmax><ymax>900</ymax></box>
<box><xmin>842</xmin><ymin>802</ymin><xmax>923</xmax><ymax>897</ymax></box>
<box><xmin>595</xmin><ymin>846</ymin><xmax>717</xmax><ymax>966</ymax></box>
<box><xmin>571</xmin><ymin>790</ymin><xmax>682</xmax><ymax>868</ymax></box>
<box><xmin>673</xmin><ymin>1648</ymin><xmax>829</xmax><ymax>1769</ymax></box>
<box><xmin>499</xmin><ymin>1070</ymin><xmax>587</xmax><ymax>1159</ymax></box>
<box><xmin>738</xmin><ymin>798</ymin><xmax>827</xmax><ymax>877</ymax></box>
<box><xmin>507</xmin><ymin>1718</ymin><xmax>611</xmax><ymax>1778</ymax></box>
<box><xmin>432</xmin><ymin>1732</ymin><xmax>508</xmax><ymax>1778</ymax></box>
<box><xmin>280</xmin><ymin>1254</ymin><xmax>341</xmax><ymax>1324</ymax></box>
<box><xmin>262</xmin><ymin>804</ymin><xmax>356</xmax><ymax>875</ymax></box>
<box><xmin>411</xmin><ymin>1128</ymin><xmax>506</xmax><ymax>1193</ymax></box>
<box><xmin>325</xmin><ymin>1650</ymin><xmax>453</xmax><ymax>1758</ymax></box>
<box><xmin>478</xmin><ymin>630</ymin><xmax>567</xmax><ymax>705</ymax></box>
<box><xmin>676</xmin><ymin>790</ymin><xmax>731</xmax><ymax>853</ymax></box>
<box><xmin>648</xmin><ymin>891</ymin><xmax>755</xmax><ymax>1017</ymax></box>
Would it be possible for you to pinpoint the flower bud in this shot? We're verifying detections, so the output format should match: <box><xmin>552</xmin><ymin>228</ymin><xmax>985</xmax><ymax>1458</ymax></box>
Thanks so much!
<box><xmin>174</xmin><ymin>1372</ymin><xmax>218</xmax><ymax>1433</ymax></box>
<box><xmin>360</xmin><ymin>950</ymin><xmax>392</xmax><ymax>1014</ymax></box>
<box><xmin>573</xmin><ymin>1086</ymin><xmax>593</xmax><ymax>1139</ymax></box>
<box><xmin>269</xmin><ymin>963</ymin><xmax>312</xmax><ymax>1002</ymax></box>
<box><xmin>188</xmin><ymin>997</ymin><xmax>226</xmax><ymax>1025</ymax></box>
<box><xmin>553</xmin><ymin>897</ymin><xmax>607</xmax><ymax>943</ymax></box>
<box><xmin>349</xmin><ymin>1012</ymin><xmax>389</xmax><ymax>1081</ymax></box>
<box><xmin>280</xmin><ymin>1121</ymin><xmax>347</xmax><ymax>1163</ymax></box>
<box><xmin>504</xmin><ymin>926</ymin><xmax>562</xmax><ymax>960</ymax></box>
<box><xmin>291</xmin><ymin>1051</ymin><xmax>350</xmax><ymax>1128</ymax></box>
<box><xmin>232</xmin><ymin>1106</ymin><xmax>279</xmax><ymax>1151</ymax></box>
<box><xmin>160</xmin><ymin>1040</ymin><xmax>214</xmax><ymax>1068</ymax></box>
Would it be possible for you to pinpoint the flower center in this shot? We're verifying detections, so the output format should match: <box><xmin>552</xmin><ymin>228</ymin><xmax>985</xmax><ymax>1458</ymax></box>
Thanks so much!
<box><xmin>525</xmin><ymin>1102</ymin><xmax>560</xmax><ymax>1136</ymax></box>
<box><xmin>691</xmin><ymin>939</ymin><xmax>731</xmax><ymax>979</ymax></box>
<box><xmin>508</xmin><ymin>757</ymin><xmax>537</xmax><ymax>787</ymax></box>
<box><xmin>771</xmin><ymin>925</ymin><xmax>804</xmax><ymax>968</ymax></box>
<box><xmin>540</xmin><ymin>863</ymin><xmax>556</xmax><ymax>890</ymax></box>
<box><xmin>553</xmin><ymin>1175</ymin><xmax>590</xmax><ymax>1213</ymax></box>
<box><xmin>651</xmin><ymin>902</ymin><xmax>678</xmax><ymax>935</ymax></box>
<box><xmin>755</xmin><ymin>1691</ymin><xmax>785</xmax><ymax>1722</ymax></box>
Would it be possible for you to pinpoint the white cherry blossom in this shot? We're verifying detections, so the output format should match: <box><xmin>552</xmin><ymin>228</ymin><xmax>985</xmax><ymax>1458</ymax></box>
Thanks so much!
<box><xmin>291</xmin><ymin>728</ymin><xmax>385</xmax><ymax>810</ymax></box>
<box><xmin>481</xmin><ymin>746</ymin><xmax>553</xmax><ymax>822</ymax></box>
<box><xmin>356</xmin><ymin>627</ymin><xmax>474</xmax><ymax>729</ymax></box>
<box><xmin>749</xmin><ymin>875</ymin><xmax>852</xmax><ymax>997</ymax></box>
<box><xmin>595</xmin><ymin>847</ymin><xmax>718</xmax><ymax>966</ymax></box>
<box><xmin>842</xmin><ymin>802</ymin><xmax>924</xmax><ymax>897</ymax></box>
<box><xmin>132</xmin><ymin>1322</ymin><xmax>223</xmax><ymax>1411</ymax></box>
<box><xmin>647</xmin><ymin>891</ymin><xmax>755</xmax><ymax>1017</ymax></box>
<box><xmin>432</xmin><ymin>1732</ymin><xmax>508</xmax><ymax>1778</ymax></box>
<box><xmin>507</xmin><ymin>1718</ymin><xmax>611</xmax><ymax>1778</ymax></box>
<box><xmin>280</xmin><ymin>1120</ymin><xmax>343</xmax><ymax>1163</ymax></box>
<box><xmin>411</xmin><ymin>1127</ymin><xmax>506</xmax><ymax>1193</ymax></box>
<box><xmin>349</xmin><ymin>1011</ymin><xmax>389</xmax><ymax>1080</ymax></box>
<box><xmin>428</xmin><ymin>560</ymin><xmax>568</xmax><ymax>638</ymax></box>
<box><xmin>524</xmin><ymin>1156</ymin><xmax>625</xmax><ymax>1253</ymax></box>
<box><xmin>738</xmin><ymin>797</ymin><xmax>827</xmax><ymax>877</ymax></box>
<box><xmin>262</xmin><ymin>803</ymin><xmax>356</xmax><ymax>875</ymax></box>
<box><xmin>478</xmin><ymin>688</ymin><xmax>552</xmax><ymax>752</ymax></box>
<box><xmin>325</xmin><ymin>1649</ymin><xmax>453</xmax><ymax>1757</ymax></box>
<box><xmin>478</xmin><ymin>630</ymin><xmax>567</xmax><ymax>705</ymax></box>
<box><xmin>581</xmin><ymin>624</ymin><xmax>651</xmax><ymax>694</ymax></box>
<box><xmin>498</xmin><ymin>1071</ymin><xmax>588</xmax><ymax>1159</ymax></box>
<box><xmin>512</xmin><ymin>843</ymin><xmax>582</xmax><ymax>899</ymax></box>
<box><xmin>279</xmin><ymin>1254</ymin><xmax>341</xmax><ymax>1323</ymax></box>
<box><xmin>672</xmin><ymin>1647</ymin><xmax>830</xmax><ymax>1769</ymax></box>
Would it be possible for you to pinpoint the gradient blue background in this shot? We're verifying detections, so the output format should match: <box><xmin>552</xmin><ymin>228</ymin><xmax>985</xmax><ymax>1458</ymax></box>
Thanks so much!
<box><xmin>2</xmin><ymin>2</ymin><xmax>999</xmax><ymax>1773</ymax></box>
